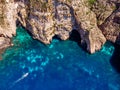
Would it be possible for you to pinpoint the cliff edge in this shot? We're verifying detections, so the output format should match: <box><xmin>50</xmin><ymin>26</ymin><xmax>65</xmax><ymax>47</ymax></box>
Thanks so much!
<box><xmin>0</xmin><ymin>0</ymin><xmax>119</xmax><ymax>53</ymax></box>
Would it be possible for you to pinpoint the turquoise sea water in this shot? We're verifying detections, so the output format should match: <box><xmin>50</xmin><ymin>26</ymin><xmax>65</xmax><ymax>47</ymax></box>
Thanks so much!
<box><xmin>0</xmin><ymin>27</ymin><xmax>120</xmax><ymax>90</ymax></box>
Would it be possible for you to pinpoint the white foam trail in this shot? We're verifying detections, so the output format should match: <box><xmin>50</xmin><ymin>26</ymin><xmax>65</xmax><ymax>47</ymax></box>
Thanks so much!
<box><xmin>14</xmin><ymin>72</ymin><xmax>29</xmax><ymax>83</ymax></box>
<box><xmin>9</xmin><ymin>72</ymin><xmax>29</xmax><ymax>88</ymax></box>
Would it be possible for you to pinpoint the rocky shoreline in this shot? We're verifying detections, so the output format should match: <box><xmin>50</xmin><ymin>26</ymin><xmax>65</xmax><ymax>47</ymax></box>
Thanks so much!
<box><xmin>0</xmin><ymin>0</ymin><xmax>120</xmax><ymax>53</ymax></box>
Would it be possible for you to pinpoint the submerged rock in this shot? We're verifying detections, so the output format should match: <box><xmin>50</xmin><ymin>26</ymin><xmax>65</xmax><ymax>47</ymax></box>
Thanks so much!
<box><xmin>0</xmin><ymin>0</ymin><xmax>119</xmax><ymax>53</ymax></box>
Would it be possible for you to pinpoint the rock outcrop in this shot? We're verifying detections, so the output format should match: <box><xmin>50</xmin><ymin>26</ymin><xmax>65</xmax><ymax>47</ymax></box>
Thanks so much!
<box><xmin>0</xmin><ymin>37</ymin><xmax>13</xmax><ymax>50</ymax></box>
<box><xmin>99</xmin><ymin>1</ymin><xmax>120</xmax><ymax>44</ymax></box>
<box><xmin>71</xmin><ymin>0</ymin><xmax>106</xmax><ymax>53</ymax></box>
<box><xmin>0</xmin><ymin>0</ymin><xmax>120</xmax><ymax>53</ymax></box>
<box><xmin>0</xmin><ymin>0</ymin><xmax>16</xmax><ymax>37</ymax></box>
<box><xmin>91</xmin><ymin>0</ymin><xmax>116</xmax><ymax>25</ymax></box>
<box><xmin>0</xmin><ymin>0</ymin><xmax>17</xmax><ymax>52</ymax></box>
<box><xmin>15</xmin><ymin>0</ymin><xmax>106</xmax><ymax>53</ymax></box>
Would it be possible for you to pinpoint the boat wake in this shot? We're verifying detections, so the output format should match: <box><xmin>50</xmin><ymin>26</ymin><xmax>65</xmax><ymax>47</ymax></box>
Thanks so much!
<box><xmin>9</xmin><ymin>72</ymin><xmax>29</xmax><ymax>89</ymax></box>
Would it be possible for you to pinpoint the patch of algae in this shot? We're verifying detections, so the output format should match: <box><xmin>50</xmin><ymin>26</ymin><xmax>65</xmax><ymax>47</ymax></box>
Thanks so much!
<box><xmin>88</xmin><ymin>0</ymin><xmax>96</xmax><ymax>5</ymax></box>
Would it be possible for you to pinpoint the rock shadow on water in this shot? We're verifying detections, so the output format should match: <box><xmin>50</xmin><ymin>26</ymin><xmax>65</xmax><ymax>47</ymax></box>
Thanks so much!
<box><xmin>110</xmin><ymin>43</ymin><xmax>120</xmax><ymax>73</ymax></box>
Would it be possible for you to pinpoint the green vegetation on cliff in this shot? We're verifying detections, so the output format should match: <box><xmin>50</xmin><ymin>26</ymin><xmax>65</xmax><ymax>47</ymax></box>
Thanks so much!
<box><xmin>88</xmin><ymin>0</ymin><xmax>96</xmax><ymax>6</ymax></box>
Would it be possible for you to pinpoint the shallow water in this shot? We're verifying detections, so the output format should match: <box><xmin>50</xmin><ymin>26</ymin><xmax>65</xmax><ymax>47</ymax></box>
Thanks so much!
<box><xmin>0</xmin><ymin>27</ymin><xmax>120</xmax><ymax>90</ymax></box>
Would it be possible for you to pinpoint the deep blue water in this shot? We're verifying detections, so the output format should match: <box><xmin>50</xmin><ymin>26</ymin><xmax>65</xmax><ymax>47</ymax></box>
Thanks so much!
<box><xmin>0</xmin><ymin>27</ymin><xmax>120</xmax><ymax>90</ymax></box>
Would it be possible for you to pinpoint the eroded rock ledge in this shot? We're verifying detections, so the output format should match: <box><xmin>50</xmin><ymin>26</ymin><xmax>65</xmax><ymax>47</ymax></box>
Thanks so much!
<box><xmin>0</xmin><ymin>0</ymin><xmax>120</xmax><ymax>53</ymax></box>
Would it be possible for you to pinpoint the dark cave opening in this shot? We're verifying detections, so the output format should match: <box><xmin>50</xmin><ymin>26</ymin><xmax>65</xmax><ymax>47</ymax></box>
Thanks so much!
<box><xmin>69</xmin><ymin>30</ymin><xmax>81</xmax><ymax>43</ymax></box>
<box><xmin>69</xmin><ymin>30</ymin><xmax>87</xmax><ymax>52</ymax></box>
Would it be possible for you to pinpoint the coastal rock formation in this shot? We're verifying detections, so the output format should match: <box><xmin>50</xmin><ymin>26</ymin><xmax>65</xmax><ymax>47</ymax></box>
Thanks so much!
<box><xmin>0</xmin><ymin>0</ymin><xmax>16</xmax><ymax>37</ymax></box>
<box><xmin>25</xmin><ymin>0</ymin><xmax>74</xmax><ymax>44</ymax></box>
<box><xmin>16</xmin><ymin>0</ymin><xmax>106</xmax><ymax>53</ymax></box>
<box><xmin>91</xmin><ymin>0</ymin><xmax>116</xmax><ymax>25</ymax></box>
<box><xmin>0</xmin><ymin>0</ymin><xmax>17</xmax><ymax>50</ymax></box>
<box><xmin>99</xmin><ymin>1</ymin><xmax>120</xmax><ymax>44</ymax></box>
<box><xmin>71</xmin><ymin>0</ymin><xmax>106</xmax><ymax>53</ymax></box>
<box><xmin>0</xmin><ymin>37</ymin><xmax>11</xmax><ymax>50</ymax></box>
<box><xmin>0</xmin><ymin>0</ymin><xmax>120</xmax><ymax>53</ymax></box>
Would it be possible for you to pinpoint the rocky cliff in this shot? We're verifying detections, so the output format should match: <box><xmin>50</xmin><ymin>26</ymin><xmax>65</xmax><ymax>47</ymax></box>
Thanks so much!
<box><xmin>0</xmin><ymin>0</ymin><xmax>120</xmax><ymax>53</ymax></box>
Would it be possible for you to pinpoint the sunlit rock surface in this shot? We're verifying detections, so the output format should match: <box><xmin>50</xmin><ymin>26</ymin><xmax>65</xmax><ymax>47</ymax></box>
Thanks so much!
<box><xmin>1</xmin><ymin>0</ymin><xmax>120</xmax><ymax>53</ymax></box>
<box><xmin>0</xmin><ymin>0</ymin><xmax>108</xmax><ymax>53</ymax></box>
<box><xmin>100</xmin><ymin>7</ymin><xmax>120</xmax><ymax>44</ymax></box>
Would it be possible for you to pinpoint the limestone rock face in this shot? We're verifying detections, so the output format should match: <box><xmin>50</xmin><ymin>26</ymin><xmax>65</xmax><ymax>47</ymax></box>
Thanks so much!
<box><xmin>3</xmin><ymin>0</ymin><xmax>120</xmax><ymax>53</ymax></box>
<box><xmin>100</xmin><ymin>7</ymin><xmax>120</xmax><ymax>44</ymax></box>
<box><xmin>0</xmin><ymin>37</ymin><xmax>11</xmax><ymax>50</ymax></box>
<box><xmin>25</xmin><ymin>0</ymin><xmax>74</xmax><ymax>44</ymax></box>
<box><xmin>54</xmin><ymin>2</ymin><xmax>74</xmax><ymax>41</ymax></box>
<box><xmin>0</xmin><ymin>37</ymin><xmax>12</xmax><ymax>60</ymax></box>
<box><xmin>91</xmin><ymin>0</ymin><xmax>120</xmax><ymax>45</ymax></box>
<box><xmin>91</xmin><ymin>0</ymin><xmax>116</xmax><ymax>25</ymax></box>
<box><xmin>0</xmin><ymin>0</ymin><xmax>17</xmax><ymax>51</ymax></box>
<box><xmin>0</xmin><ymin>0</ymin><xmax>17</xmax><ymax>38</ymax></box>
<box><xmin>70</xmin><ymin>0</ymin><xmax>106</xmax><ymax>53</ymax></box>
<box><xmin>0</xmin><ymin>0</ymin><xmax>106</xmax><ymax>53</ymax></box>
<box><xmin>15</xmin><ymin>0</ymin><xmax>105</xmax><ymax>53</ymax></box>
